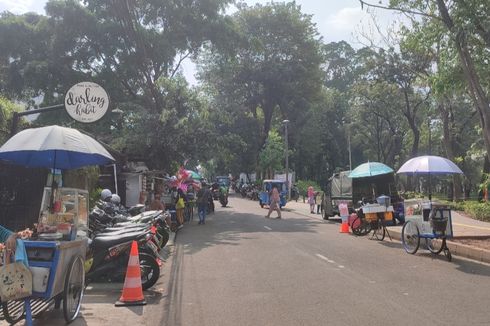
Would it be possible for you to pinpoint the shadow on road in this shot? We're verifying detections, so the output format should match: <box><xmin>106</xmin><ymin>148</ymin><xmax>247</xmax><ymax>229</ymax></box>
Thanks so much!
<box><xmin>178</xmin><ymin>209</ymin><xmax>320</xmax><ymax>256</ymax></box>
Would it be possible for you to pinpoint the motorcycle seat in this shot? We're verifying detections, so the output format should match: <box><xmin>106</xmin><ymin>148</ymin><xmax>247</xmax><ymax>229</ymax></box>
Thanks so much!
<box><xmin>97</xmin><ymin>226</ymin><xmax>149</xmax><ymax>235</ymax></box>
<box><xmin>93</xmin><ymin>230</ymin><xmax>148</xmax><ymax>249</ymax></box>
<box><xmin>103</xmin><ymin>224</ymin><xmax>148</xmax><ymax>231</ymax></box>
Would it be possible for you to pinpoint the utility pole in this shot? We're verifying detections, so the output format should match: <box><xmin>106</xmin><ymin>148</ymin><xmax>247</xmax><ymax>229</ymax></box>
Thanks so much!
<box><xmin>283</xmin><ymin>119</ymin><xmax>290</xmax><ymax>200</ymax></box>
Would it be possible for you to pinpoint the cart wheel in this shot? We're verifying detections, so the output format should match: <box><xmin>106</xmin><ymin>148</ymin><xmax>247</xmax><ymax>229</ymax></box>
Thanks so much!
<box><xmin>2</xmin><ymin>300</ymin><xmax>25</xmax><ymax>325</ymax></box>
<box><xmin>351</xmin><ymin>217</ymin><xmax>371</xmax><ymax>236</ymax></box>
<box><xmin>444</xmin><ymin>248</ymin><xmax>452</xmax><ymax>262</ymax></box>
<box><xmin>63</xmin><ymin>255</ymin><xmax>85</xmax><ymax>323</ymax></box>
<box><xmin>426</xmin><ymin>237</ymin><xmax>445</xmax><ymax>255</ymax></box>
<box><xmin>402</xmin><ymin>221</ymin><xmax>420</xmax><ymax>254</ymax></box>
<box><xmin>373</xmin><ymin>219</ymin><xmax>385</xmax><ymax>241</ymax></box>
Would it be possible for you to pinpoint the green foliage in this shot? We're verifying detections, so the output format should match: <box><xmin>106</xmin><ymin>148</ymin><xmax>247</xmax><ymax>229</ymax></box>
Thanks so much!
<box><xmin>463</xmin><ymin>201</ymin><xmax>490</xmax><ymax>222</ymax></box>
<box><xmin>258</xmin><ymin>130</ymin><xmax>284</xmax><ymax>178</ymax></box>
<box><xmin>89</xmin><ymin>187</ymin><xmax>102</xmax><ymax>210</ymax></box>
<box><xmin>296</xmin><ymin>180</ymin><xmax>322</xmax><ymax>197</ymax></box>
<box><xmin>400</xmin><ymin>191</ymin><xmax>425</xmax><ymax>200</ymax></box>
<box><xmin>199</xmin><ymin>1</ymin><xmax>324</xmax><ymax>153</ymax></box>
<box><xmin>0</xmin><ymin>97</ymin><xmax>22</xmax><ymax>144</ymax></box>
<box><xmin>0</xmin><ymin>0</ymin><xmax>232</xmax><ymax>171</ymax></box>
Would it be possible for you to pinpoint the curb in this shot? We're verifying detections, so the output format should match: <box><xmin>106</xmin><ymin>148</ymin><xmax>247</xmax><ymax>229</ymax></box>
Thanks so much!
<box><xmin>387</xmin><ymin>227</ymin><xmax>490</xmax><ymax>264</ymax></box>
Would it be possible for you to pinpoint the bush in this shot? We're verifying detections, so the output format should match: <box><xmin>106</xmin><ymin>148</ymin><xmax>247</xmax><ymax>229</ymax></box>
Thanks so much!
<box><xmin>400</xmin><ymin>191</ymin><xmax>424</xmax><ymax>199</ymax></box>
<box><xmin>435</xmin><ymin>199</ymin><xmax>466</xmax><ymax>211</ymax></box>
<box><xmin>463</xmin><ymin>201</ymin><xmax>490</xmax><ymax>222</ymax></box>
<box><xmin>296</xmin><ymin>180</ymin><xmax>322</xmax><ymax>197</ymax></box>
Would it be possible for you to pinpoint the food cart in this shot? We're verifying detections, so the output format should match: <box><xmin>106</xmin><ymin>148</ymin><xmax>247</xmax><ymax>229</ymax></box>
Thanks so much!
<box><xmin>350</xmin><ymin>195</ymin><xmax>394</xmax><ymax>241</ymax></box>
<box><xmin>1</xmin><ymin>188</ymin><xmax>89</xmax><ymax>325</ymax></box>
<box><xmin>397</xmin><ymin>155</ymin><xmax>463</xmax><ymax>262</ymax></box>
<box><xmin>0</xmin><ymin>125</ymin><xmax>115</xmax><ymax>325</ymax></box>
<box><xmin>401</xmin><ymin>199</ymin><xmax>453</xmax><ymax>261</ymax></box>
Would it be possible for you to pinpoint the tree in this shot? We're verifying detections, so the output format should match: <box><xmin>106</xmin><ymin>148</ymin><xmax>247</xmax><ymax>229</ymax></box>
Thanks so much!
<box><xmin>0</xmin><ymin>97</ymin><xmax>22</xmax><ymax>144</ymax></box>
<box><xmin>199</xmin><ymin>2</ymin><xmax>324</xmax><ymax>149</ymax></box>
<box><xmin>360</xmin><ymin>0</ymin><xmax>490</xmax><ymax>163</ymax></box>
<box><xmin>0</xmin><ymin>0</ymin><xmax>232</xmax><ymax>169</ymax></box>
<box><xmin>349</xmin><ymin>81</ymin><xmax>407</xmax><ymax>167</ymax></box>
<box><xmin>258</xmin><ymin>130</ymin><xmax>284</xmax><ymax>179</ymax></box>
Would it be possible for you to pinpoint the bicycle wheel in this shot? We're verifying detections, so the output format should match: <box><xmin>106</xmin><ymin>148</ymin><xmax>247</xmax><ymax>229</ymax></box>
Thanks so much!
<box><xmin>426</xmin><ymin>237</ymin><xmax>444</xmax><ymax>254</ymax></box>
<box><xmin>373</xmin><ymin>219</ymin><xmax>385</xmax><ymax>241</ymax></box>
<box><xmin>351</xmin><ymin>217</ymin><xmax>371</xmax><ymax>236</ymax></box>
<box><xmin>63</xmin><ymin>255</ymin><xmax>85</xmax><ymax>323</ymax></box>
<box><xmin>402</xmin><ymin>221</ymin><xmax>420</xmax><ymax>254</ymax></box>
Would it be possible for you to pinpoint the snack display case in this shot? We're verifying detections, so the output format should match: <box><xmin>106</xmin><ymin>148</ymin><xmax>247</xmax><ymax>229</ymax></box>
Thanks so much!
<box><xmin>37</xmin><ymin>187</ymin><xmax>89</xmax><ymax>240</ymax></box>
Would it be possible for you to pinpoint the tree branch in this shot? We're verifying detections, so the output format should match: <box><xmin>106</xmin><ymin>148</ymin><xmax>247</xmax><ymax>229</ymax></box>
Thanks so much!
<box><xmin>170</xmin><ymin>52</ymin><xmax>192</xmax><ymax>78</ymax></box>
<box><xmin>358</xmin><ymin>0</ymin><xmax>442</xmax><ymax>21</ymax></box>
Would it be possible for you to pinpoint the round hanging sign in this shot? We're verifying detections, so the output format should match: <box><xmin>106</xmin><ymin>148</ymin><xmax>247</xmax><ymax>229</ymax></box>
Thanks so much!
<box><xmin>64</xmin><ymin>82</ymin><xmax>109</xmax><ymax>123</ymax></box>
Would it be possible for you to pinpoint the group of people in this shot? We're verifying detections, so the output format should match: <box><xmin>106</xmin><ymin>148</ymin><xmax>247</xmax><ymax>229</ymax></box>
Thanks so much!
<box><xmin>307</xmin><ymin>186</ymin><xmax>324</xmax><ymax>215</ymax></box>
<box><xmin>147</xmin><ymin>182</ymin><xmax>213</xmax><ymax>228</ymax></box>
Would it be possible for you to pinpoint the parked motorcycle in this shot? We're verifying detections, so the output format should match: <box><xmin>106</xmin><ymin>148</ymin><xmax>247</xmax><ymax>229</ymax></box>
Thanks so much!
<box><xmin>84</xmin><ymin>229</ymin><xmax>160</xmax><ymax>290</ymax></box>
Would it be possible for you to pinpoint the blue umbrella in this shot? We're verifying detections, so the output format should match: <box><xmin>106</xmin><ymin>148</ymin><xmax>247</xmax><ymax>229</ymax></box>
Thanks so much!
<box><xmin>349</xmin><ymin>162</ymin><xmax>394</xmax><ymax>178</ymax></box>
<box><xmin>0</xmin><ymin>125</ymin><xmax>115</xmax><ymax>169</ymax></box>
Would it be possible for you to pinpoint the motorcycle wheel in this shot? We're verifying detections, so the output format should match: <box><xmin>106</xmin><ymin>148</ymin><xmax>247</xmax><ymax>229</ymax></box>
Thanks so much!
<box><xmin>139</xmin><ymin>253</ymin><xmax>160</xmax><ymax>290</ymax></box>
<box><xmin>158</xmin><ymin>228</ymin><xmax>170</xmax><ymax>247</ymax></box>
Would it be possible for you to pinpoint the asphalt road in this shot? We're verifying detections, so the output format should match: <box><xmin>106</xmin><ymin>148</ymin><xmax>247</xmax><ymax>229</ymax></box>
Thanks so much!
<box><xmin>145</xmin><ymin>196</ymin><xmax>490</xmax><ymax>326</ymax></box>
<box><xmin>12</xmin><ymin>195</ymin><xmax>490</xmax><ymax>326</ymax></box>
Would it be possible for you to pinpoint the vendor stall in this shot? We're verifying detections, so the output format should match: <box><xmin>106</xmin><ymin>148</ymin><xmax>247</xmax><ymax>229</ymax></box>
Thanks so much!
<box><xmin>0</xmin><ymin>125</ymin><xmax>114</xmax><ymax>325</ymax></box>
<box><xmin>397</xmin><ymin>155</ymin><xmax>463</xmax><ymax>261</ymax></box>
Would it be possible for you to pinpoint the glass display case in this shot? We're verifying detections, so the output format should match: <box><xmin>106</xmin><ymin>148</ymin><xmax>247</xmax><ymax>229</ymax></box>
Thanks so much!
<box><xmin>38</xmin><ymin>187</ymin><xmax>89</xmax><ymax>240</ymax></box>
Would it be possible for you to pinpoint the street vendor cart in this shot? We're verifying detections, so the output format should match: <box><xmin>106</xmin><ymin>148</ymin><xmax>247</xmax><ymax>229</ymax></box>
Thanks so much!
<box><xmin>397</xmin><ymin>155</ymin><xmax>463</xmax><ymax>262</ymax></box>
<box><xmin>1</xmin><ymin>188</ymin><xmax>89</xmax><ymax>325</ymax></box>
<box><xmin>0</xmin><ymin>125</ymin><xmax>115</xmax><ymax>325</ymax></box>
<box><xmin>401</xmin><ymin>199</ymin><xmax>454</xmax><ymax>261</ymax></box>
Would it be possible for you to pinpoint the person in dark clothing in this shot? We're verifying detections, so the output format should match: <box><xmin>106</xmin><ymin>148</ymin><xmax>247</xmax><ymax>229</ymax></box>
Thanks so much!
<box><xmin>196</xmin><ymin>182</ymin><xmax>212</xmax><ymax>224</ymax></box>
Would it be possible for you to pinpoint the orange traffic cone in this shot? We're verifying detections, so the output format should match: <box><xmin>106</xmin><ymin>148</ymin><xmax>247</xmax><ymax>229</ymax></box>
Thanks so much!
<box><xmin>115</xmin><ymin>241</ymin><xmax>147</xmax><ymax>307</ymax></box>
<box><xmin>340</xmin><ymin>220</ymin><xmax>350</xmax><ymax>233</ymax></box>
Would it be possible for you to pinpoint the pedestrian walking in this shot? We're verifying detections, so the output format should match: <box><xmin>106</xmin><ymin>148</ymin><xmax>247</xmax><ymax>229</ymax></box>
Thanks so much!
<box><xmin>307</xmin><ymin>186</ymin><xmax>315</xmax><ymax>214</ymax></box>
<box><xmin>196</xmin><ymin>182</ymin><xmax>211</xmax><ymax>224</ymax></box>
<box><xmin>265</xmin><ymin>186</ymin><xmax>282</xmax><ymax>219</ymax></box>
<box><xmin>175</xmin><ymin>188</ymin><xmax>186</xmax><ymax>228</ymax></box>
<box><xmin>316</xmin><ymin>191</ymin><xmax>324</xmax><ymax>214</ymax></box>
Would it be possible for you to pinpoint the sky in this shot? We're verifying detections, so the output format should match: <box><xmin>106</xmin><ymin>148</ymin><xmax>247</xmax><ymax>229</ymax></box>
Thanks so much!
<box><xmin>0</xmin><ymin>0</ymin><xmax>402</xmax><ymax>84</ymax></box>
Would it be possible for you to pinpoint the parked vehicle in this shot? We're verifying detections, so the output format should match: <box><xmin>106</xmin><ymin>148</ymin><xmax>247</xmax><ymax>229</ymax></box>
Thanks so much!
<box><xmin>259</xmin><ymin>180</ymin><xmax>288</xmax><ymax>208</ymax></box>
<box><xmin>85</xmin><ymin>229</ymin><xmax>160</xmax><ymax>290</ymax></box>
<box><xmin>323</xmin><ymin>171</ymin><xmax>398</xmax><ymax>220</ymax></box>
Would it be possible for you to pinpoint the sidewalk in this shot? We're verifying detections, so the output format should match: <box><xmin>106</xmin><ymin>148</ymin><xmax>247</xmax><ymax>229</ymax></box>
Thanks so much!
<box><xmin>285</xmin><ymin>200</ymin><xmax>490</xmax><ymax>264</ymax></box>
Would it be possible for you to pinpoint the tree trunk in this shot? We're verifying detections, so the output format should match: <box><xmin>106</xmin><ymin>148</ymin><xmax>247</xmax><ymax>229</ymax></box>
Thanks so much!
<box><xmin>437</xmin><ymin>0</ymin><xmax>490</xmax><ymax>162</ymax></box>
<box><xmin>261</xmin><ymin>101</ymin><xmax>275</xmax><ymax>150</ymax></box>
<box><xmin>438</xmin><ymin>99</ymin><xmax>462</xmax><ymax>200</ymax></box>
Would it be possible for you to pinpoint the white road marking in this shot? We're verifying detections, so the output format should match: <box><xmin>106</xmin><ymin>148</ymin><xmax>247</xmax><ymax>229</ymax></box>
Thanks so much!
<box><xmin>338</xmin><ymin>265</ymin><xmax>345</xmax><ymax>269</ymax></box>
<box><xmin>315</xmin><ymin>254</ymin><xmax>329</xmax><ymax>261</ymax></box>
<box><xmin>264</xmin><ymin>226</ymin><xmax>272</xmax><ymax>231</ymax></box>
<box><xmin>316</xmin><ymin>254</ymin><xmax>334</xmax><ymax>263</ymax></box>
